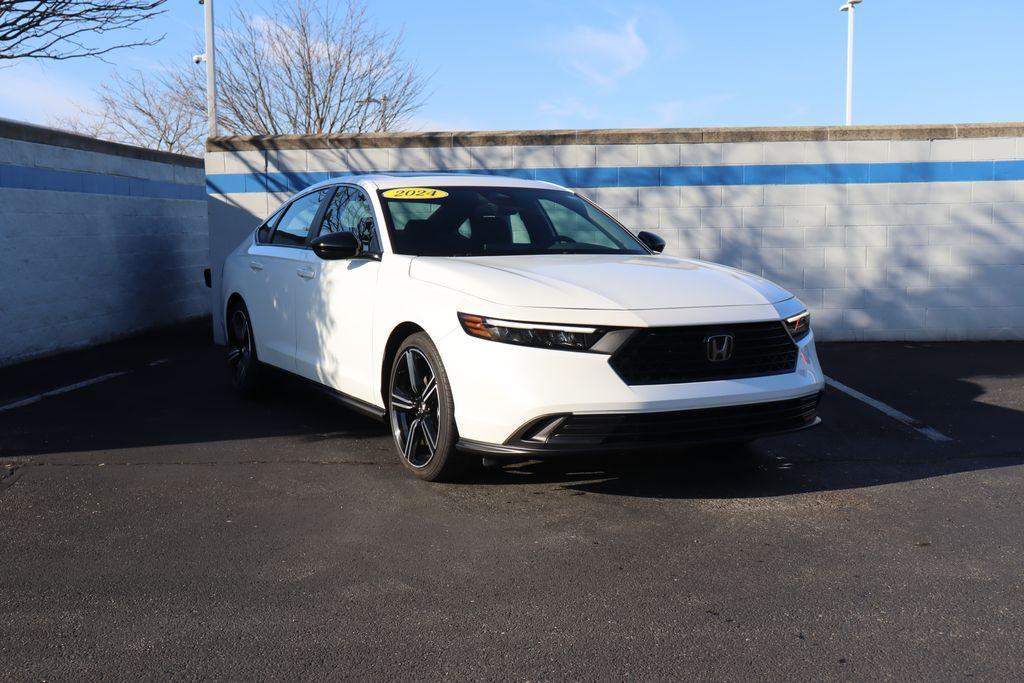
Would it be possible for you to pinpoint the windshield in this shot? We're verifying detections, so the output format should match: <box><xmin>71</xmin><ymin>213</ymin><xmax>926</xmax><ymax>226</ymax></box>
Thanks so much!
<box><xmin>377</xmin><ymin>186</ymin><xmax>648</xmax><ymax>257</ymax></box>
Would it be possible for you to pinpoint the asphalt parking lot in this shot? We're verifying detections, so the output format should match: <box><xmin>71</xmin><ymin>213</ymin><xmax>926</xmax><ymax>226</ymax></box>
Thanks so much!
<box><xmin>2</xmin><ymin>321</ymin><xmax>1023</xmax><ymax>680</ymax></box>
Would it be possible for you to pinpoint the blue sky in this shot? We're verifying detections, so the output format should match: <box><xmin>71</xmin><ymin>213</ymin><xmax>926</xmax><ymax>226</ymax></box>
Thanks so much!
<box><xmin>2</xmin><ymin>0</ymin><xmax>1022</xmax><ymax>132</ymax></box>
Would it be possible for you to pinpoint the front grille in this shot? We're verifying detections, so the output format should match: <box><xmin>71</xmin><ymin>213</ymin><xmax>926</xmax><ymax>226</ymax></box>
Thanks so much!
<box><xmin>609</xmin><ymin>321</ymin><xmax>798</xmax><ymax>385</ymax></box>
<box><xmin>540</xmin><ymin>393</ymin><xmax>821</xmax><ymax>447</ymax></box>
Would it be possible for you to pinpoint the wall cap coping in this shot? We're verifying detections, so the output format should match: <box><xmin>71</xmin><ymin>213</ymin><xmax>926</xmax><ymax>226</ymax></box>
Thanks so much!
<box><xmin>206</xmin><ymin>122</ymin><xmax>1024</xmax><ymax>152</ymax></box>
<box><xmin>1</xmin><ymin>117</ymin><xmax>203</xmax><ymax>168</ymax></box>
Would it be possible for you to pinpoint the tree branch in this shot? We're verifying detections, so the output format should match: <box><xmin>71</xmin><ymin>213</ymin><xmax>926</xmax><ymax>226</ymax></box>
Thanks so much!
<box><xmin>0</xmin><ymin>1</ymin><xmax>168</xmax><ymax>61</ymax></box>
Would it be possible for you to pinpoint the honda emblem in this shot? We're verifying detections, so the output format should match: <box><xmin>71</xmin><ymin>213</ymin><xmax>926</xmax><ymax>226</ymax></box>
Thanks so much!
<box><xmin>705</xmin><ymin>334</ymin><xmax>734</xmax><ymax>362</ymax></box>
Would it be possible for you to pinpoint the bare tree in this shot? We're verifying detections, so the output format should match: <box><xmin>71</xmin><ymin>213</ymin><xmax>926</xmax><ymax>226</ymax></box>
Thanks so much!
<box><xmin>0</xmin><ymin>0</ymin><xmax>167</xmax><ymax>61</ymax></box>
<box><xmin>53</xmin><ymin>69</ymin><xmax>204</xmax><ymax>155</ymax></box>
<box><xmin>50</xmin><ymin>0</ymin><xmax>425</xmax><ymax>153</ymax></box>
<box><xmin>203</xmin><ymin>0</ymin><xmax>426</xmax><ymax>135</ymax></box>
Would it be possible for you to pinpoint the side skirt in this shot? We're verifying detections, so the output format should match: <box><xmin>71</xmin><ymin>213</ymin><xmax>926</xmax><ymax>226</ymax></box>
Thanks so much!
<box><xmin>261</xmin><ymin>364</ymin><xmax>386</xmax><ymax>422</ymax></box>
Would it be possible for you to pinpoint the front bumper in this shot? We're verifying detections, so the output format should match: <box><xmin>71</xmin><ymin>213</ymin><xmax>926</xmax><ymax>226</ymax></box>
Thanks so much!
<box><xmin>457</xmin><ymin>391</ymin><xmax>823</xmax><ymax>456</ymax></box>
<box><xmin>437</xmin><ymin>318</ymin><xmax>826</xmax><ymax>447</ymax></box>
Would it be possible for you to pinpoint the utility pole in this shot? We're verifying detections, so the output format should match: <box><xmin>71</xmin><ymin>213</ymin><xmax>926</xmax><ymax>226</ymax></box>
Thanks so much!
<box><xmin>840</xmin><ymin>0</ymin><xmax>862</xmax><ymax>126</ymax></box>
<box><xmin>194</xmin><ymin>0</ymin><xmax>218</xmax><ymax>138</ymax></box>
<box><xmin>357</xmin><ymin>95</ymin><xmax>389</xmax><ymax>132</ymax></box>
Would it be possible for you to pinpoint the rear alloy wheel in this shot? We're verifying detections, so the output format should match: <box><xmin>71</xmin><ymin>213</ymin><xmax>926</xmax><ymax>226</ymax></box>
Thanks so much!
<box><xmin>388</xmin><ymin>333</ymin><xmax>461</xmax><ymax>481</ymax></box>
<box><xmin>226</xmin><ymin>301</ymin><xmax>264</xmax><ymax>398</ymax></box>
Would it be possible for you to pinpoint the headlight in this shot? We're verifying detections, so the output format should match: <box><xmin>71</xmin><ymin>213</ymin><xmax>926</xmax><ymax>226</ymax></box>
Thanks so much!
<box><xmin>458</xmin><ymin>313</ymin><xmax>632</xmax><ymax>353</ymax></box>
<box><xmin>784</xmin><ymin>310</ymin><xmax>811</xmax><ymax>342</ymax></box>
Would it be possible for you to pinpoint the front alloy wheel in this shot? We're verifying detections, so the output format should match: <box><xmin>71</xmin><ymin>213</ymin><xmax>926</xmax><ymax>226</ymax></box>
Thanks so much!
<box><xmin>390</xmin><ymin>348</ymin><xmax>440</xmax><ymax>467</ymax></box>
<box><xmin>388</xmin><ymin>333</ymin><xmax>461</xmax><ymax>481</ymax></box>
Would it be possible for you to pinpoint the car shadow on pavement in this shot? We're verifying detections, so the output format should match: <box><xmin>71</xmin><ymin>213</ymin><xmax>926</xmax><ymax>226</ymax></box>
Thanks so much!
<box><xmin>459</xmin><ymin>439</ymin><xmax>1024</xmax><ymax>500</ymax></box>
<box><xmin>456</xmin><ymin>342</ymin><xmax>1024</xmax><ymax>499</ymax></box>
<box><xmin>0</xmin><ymin>333</ymin><xmax>387</xmax><ymax>460</ymax></box>
<box><xmin>3</xmin><ymin>326</ymin><xmax>1023</xmax><ymax>503</ymax></box>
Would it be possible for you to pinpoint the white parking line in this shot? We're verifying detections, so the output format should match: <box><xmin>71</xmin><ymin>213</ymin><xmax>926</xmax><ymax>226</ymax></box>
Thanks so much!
<box><xmin>0</xmin><ymin>371</ymin><xmax>128</xmax><ymax>414</ymax></box>
<box><xmin>824</xmin><ymin>375</ymin><xmax>953</xmax><ymax>442</ymax></box>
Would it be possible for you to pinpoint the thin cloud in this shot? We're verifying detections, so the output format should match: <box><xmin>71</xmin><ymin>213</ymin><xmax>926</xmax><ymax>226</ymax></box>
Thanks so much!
<box><xmin>406</xmin><ymin>114</ymin><xmax>482</xmax><ymax>133</ymax></box>
<box><xmin>538</xmin><ymin>97</ymin><xmax>601</xmax><ymax>124</ymax></box>
<box><xmin>556</xmin><ymin>18</ymin><xmax>648</xmax><ymax>87</ymax></box>
<box><xmin>0</xmin><ymin>62</ymin><xmax>96</xmax><ymax>124</ymax></box>
<box><xmin>651</xmin><ymin>95</ymin><xmax>736</xmax><ymax>127</ymax></box>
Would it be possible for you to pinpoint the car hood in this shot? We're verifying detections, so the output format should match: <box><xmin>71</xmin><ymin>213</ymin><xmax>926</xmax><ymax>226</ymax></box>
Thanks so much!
<box><xmin>408</xmin><ymin>254</ymin><xmax>792</xmax><ymax>310</ymax></box>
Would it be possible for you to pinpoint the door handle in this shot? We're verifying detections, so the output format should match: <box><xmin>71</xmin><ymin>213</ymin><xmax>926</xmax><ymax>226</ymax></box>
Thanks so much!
<box><xmin>296</xmin><ymin>266</ymin><xmax>315</xmax><ymax>279</ymax></box>
<box><xmin>248</xmin><ymin>260</ymin><xmax>264</xmax><ymax>271</ymax></box>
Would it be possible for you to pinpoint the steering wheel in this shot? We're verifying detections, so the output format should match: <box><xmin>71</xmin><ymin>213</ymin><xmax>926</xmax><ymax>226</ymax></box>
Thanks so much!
<box><xmin>550</xmin><ymin>235</ymin><xmax>577</xmax><ymax>245</ymax></box>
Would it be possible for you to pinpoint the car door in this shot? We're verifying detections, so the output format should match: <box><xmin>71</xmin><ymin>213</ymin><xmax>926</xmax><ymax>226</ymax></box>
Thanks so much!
<box><xmin>236</xmin><ymin>207</ymin><xmax>282</xmax><ymax>357</ymax></box>
<box><xmin>294</xmin><ymin>185</ymin><xmax>383</xmax><ymax>403</ymax></box>
<box><xmin>246</xmin><ymin>188</ymin><xmax>332</xmax><ymax>372</ymax></box>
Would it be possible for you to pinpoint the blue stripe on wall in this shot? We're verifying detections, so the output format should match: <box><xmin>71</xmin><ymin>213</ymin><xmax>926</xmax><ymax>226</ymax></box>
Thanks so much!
<box><xmin>0</xmin><ymin>163</ymin><xmax>206</xmax><ymax>200</ymax></box>
<box><xmin>206</xmin><ymin>159</ymin><xmax>1024</xmax><ymax>195</ymax></box>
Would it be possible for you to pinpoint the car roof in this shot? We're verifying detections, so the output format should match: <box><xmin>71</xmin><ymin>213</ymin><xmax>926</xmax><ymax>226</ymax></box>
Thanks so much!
<box><xmin>302</xmin><ymin>172</ymin><xmax>567</xmax><ymax>194</ymax></box>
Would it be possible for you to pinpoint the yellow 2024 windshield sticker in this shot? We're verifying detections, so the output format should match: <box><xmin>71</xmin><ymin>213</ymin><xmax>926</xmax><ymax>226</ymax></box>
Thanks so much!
<box><xmin>381</xmin><ymin>187</ymin><xmax>449</xmax><ymax>200</ymax></box>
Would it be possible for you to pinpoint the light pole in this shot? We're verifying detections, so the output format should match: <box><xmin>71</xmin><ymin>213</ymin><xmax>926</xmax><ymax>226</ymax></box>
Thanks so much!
<box><xmin>840</xmin><ymin>0</ymin><xmax>862</xmax><ymax>126</ymax></box>
<box><xmin>356</xmin><ymin>95</ymin><xmax>389</xmax><ymax>132</ymax></box>
<box><xmin>193</xmin><ymin>0</ymin><xmax>218</xmax><ymax>138</ymax></box>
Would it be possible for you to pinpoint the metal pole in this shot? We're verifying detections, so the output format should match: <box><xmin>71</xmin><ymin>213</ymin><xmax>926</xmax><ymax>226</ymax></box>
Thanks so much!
<box><xmin>357</xmin><ymin>96</ymin><xmax>389</xmax><ymax>132</ymax></box>
<box><xmin>845</xmin><ymin>1</ymin><xmax>855</xmax><ymax>126</ymax></box>
<box><xmin>204</xmin><ymin>0</ymin><xmax>218</xmax><ymax>137</ymax></box>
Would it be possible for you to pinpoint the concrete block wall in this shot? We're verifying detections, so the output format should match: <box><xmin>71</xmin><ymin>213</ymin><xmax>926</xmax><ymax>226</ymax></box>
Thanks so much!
<box><xmin>206</xmin><ymin>123</ymin><xmax>1024</xmax><ymax>341</ymax></box>
<box><xmin>0</xmin><ymin>119</ymin><xmax>208</xmax><ymax>365</ymax></box>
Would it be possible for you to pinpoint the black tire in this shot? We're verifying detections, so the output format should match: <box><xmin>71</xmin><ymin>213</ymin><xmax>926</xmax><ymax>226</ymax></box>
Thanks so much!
<box><xmin>387</xmin><ymin>332</ymin><xmax>463</xmax><ymax>481</ymax></box>
<box><xmin>226</xmin><ymin>300</ymin><xmax>265</xmax><ymax>399</ymax></box>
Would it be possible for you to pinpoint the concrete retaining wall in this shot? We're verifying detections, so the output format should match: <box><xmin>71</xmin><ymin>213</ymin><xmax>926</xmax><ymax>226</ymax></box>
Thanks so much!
<box><xmin>205</xmin><ymin>123</ymin><xmax>1024</xmax><ymax>341</ymax></box>
<box><xmin>0</xmin><ymin>119</ymin><xmax>208</xmax><ymax>365</ymax></box>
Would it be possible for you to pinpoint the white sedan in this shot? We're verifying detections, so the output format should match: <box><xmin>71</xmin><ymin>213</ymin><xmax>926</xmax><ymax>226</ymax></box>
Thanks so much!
<box><xmin>220</xmin><ymin>174</ymin><xmax>824</xmax><ymax>481</ymax></box>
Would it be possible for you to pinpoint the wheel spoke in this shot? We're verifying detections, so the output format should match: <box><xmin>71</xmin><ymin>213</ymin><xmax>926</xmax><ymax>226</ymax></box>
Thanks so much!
<box><xmin>421</xmin><ymin>376</ymin><xmax>437</xmax><ymax>404</ymax></box>
<box><xmin>405</xmin><ymin>350</ymin><xmax>420</xmax><ymax>392</ymax></box>
<box><xmin>402</xmin><ymin>418</ymin><xmax>421</xmax><ymax>460</ymax></box>
<box><xmin>227</xmin><ymin>348</ymin><xmax>242</xmax><ymax>362</ymax></box>
<box><xmin>390</xmin><ymin>389</ymin><xmax>417</xmax><ymax>412</ymax></box>
<box><xmin>422</xmin><ymin>416</ymin><xmax>438</xmax><ymax>454</ymax></box>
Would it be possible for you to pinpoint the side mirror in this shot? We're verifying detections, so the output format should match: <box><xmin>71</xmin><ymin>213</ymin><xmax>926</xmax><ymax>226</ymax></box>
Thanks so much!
<box><xmin>310</xmin><ymin>231</ymin><xmax>361</xmax><ymax>260</ymax></box>
<box><xmin>637</xmin><ymin>230</ymin><xmax>666</xmax><ymax>254</ymax></box>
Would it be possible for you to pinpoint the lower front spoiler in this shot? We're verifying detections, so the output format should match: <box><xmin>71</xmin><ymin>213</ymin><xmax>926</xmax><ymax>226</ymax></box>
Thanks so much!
<box><xmin>456</xmin><ymin>391</ymin><xmax>823</xmax><ymax>457</ymax></box>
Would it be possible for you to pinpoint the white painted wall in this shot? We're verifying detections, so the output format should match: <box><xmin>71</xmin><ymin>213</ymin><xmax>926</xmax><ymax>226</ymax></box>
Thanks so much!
<box><xmin>0</xmin><ymin>130</ymin><xmax>208</xmax><ymax>365</ymax></box>
<box><xmin>205</xmin><ymin>131</ymin><xmax>1024</xmax><ymax>341</ymax></box>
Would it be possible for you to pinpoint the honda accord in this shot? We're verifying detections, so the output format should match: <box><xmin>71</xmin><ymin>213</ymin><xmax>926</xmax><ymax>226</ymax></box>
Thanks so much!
<box><xmin>220</xmin><ymin>174</ymin><xmax>824</xmax><ymax>481</ymax></box>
